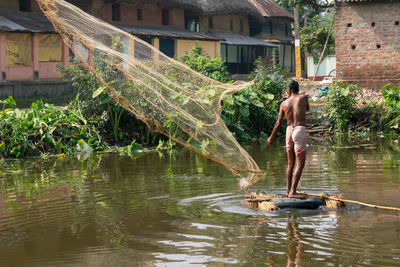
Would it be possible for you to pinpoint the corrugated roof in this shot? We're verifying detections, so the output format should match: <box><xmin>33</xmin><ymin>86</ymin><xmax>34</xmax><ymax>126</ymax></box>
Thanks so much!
<box><xmin>251</xmin><ymin>0</ymin><xmax>294</xmax><ymax>19</ymax></box>
<box><xmin>213</xmin><ymin>32</ymin><xmax>278</xmax><ymax>47</ymax></box>
<box><xmin>0</xmin><ymin>12</ymin><xmax>55</xmax><ymax>33</ymax></box>
<box><xmin>117</xmin><ymin>25</ymin><xmax>222</xmax><ymax>41</ymax></box>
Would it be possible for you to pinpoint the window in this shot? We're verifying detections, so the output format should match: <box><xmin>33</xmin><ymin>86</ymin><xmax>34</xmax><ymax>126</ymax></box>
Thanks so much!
<box><xmin>285</xmin><ymin>23</ymin><xmax>288</xmax><ymax>36</ymax></box>
<box><xmin>159</xmin><ymin>38</ymin><xmax>175</xmax><ymax>58</ymax></box>
<box><xmin>351</xmin><ymin>45</ymin><xmax>356</xmax><ymax>50</ymax></box>
<box><xmin>162</xmin><ymin>9</ymin><xmax>169</xmax><ymax>26</ymax></box>
<box><xmin>395</xmin><ymin>21</ymin><xmax>399</xmax><ymax>25</ymax></box>
<box><xmin>185</xmin><ymin>11</ymin><xmax>200</xmax><ymax>32</ymax></box>
<box><xmin>230</xmin><ymin>19</ymin><xmax>233</xmax><ymax>31</ymax></box>
<box><xmin>240</xmin><ymin>19</ymin><xmax>244</xmax><ymax>33</ymax></box>
<box><xmin>371</xmin><ymin>22</ymin><xmax>376</xmax><ymax>27</ymax></box>
<box><xmin>347</xmin><ymin>23</ymin><xmax>352</xmax><ymax>27</ymax></box>
<box><xmin>209</xmin><ymin>16</ymin><xmax>214</xmax><ymax>29</ymax></box>
<box><xmin>264</xmin><ymin>21</ymin><xmax>273</xmax><ymax>33</ymax></box>
<box><xmin>376</xmin><ymin>44</ymin><xmax>381</xmax><ymax>49</ymax></box>
<box><xmin>137</xmin><ymin>9</ymin><xmax>143</xmax><ymax>21</ymax></box>
<box><xmin>112</xmin><ymin>3</ymin><xmax>121</xmax><ymax>21</ymax></box>
<box><xmin>19</xmin><ymin>0</ymin><xmax>31</xmax><ymax>12</ymax></box>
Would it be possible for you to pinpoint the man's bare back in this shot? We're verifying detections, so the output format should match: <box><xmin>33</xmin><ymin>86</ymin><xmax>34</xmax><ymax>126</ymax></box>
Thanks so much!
<box><xmin>281</xmin><ymin>94</ymin><xmax>309</xmax><ymax>126</ymax></box>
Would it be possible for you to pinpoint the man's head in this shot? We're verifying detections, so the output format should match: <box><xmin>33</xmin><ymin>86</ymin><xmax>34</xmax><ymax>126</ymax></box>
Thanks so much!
<box><xmin>287</xmin><ymin>80</ymin><xmax>299</xmax><ymax>94</ymax></box>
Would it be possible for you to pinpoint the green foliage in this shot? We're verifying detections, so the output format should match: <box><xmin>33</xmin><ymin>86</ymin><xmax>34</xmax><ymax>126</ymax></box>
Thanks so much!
<box><xmin>179</xmin><ymin>43</ymin><xmax>232</xmax><ymax>83</ymax></box>
<box><xmin>60</xmin><ymin>61</ymin><xmax>162</xmax><ymax>146</ymax></box>
<box><xmin>300</xmin><ymin>15</ymin><xmax>335</xmax><ymax>60</ymax></box>
<box><xmin>381</xmin><ymin>84</ymin><xmax>400</xmax><ymax>132</ymax></box>
<box><xmin>325</xmin><ymin>82</ymin><xmax>361</xmax><ymax>132</ymax></box>
<box><xmin>221</xmin><ymin>60</ymin><xmax>287</xmax><ymax>142</ymax></box>
<box><xmin>0</xmin><ymin>96</ymin><xmax>103</xmax><ymax>158</ymax></box>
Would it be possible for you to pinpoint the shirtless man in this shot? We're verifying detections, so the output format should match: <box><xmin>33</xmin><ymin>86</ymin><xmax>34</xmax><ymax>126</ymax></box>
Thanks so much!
<box><xmin>267</xmin><ymin>80</ymin><xmax>309</xmax><ymax>199</ymax></box>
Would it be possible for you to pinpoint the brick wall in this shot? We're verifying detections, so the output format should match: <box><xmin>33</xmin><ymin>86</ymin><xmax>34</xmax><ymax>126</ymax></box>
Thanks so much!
<box><xmin>335</xmin><ymin>0</ymin><xmax>400</xmax><ymax>90</ymax></box>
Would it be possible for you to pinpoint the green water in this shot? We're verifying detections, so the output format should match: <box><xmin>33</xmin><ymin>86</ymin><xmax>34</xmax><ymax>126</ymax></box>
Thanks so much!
<box><xmin>0</xmin><ymin>137</ymin><xmax>399</xmax><ymax>266</ymax></box>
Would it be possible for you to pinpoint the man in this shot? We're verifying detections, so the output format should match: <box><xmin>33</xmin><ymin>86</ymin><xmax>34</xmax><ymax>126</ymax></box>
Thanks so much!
<box><xmin>267</xmin><ymin>80</ymin><xmax>309</xmax><ymax>199</ymax></box>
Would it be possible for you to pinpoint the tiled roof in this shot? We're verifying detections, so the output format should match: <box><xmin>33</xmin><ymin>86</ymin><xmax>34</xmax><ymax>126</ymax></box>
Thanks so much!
<box><xmin>251</xmin><ymin>0</ymin><xmax>294</xmax><ymax>19</ymax></box>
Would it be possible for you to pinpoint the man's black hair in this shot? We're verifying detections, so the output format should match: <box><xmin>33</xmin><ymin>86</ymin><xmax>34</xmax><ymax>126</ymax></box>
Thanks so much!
<box><xmin>288</xmin><ymin>80</ymin><xmax>299</xmax><ymax>93</ymax></box>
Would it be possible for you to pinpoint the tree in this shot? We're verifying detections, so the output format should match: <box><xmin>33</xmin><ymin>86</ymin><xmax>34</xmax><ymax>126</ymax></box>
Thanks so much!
<box><xmin>287</xmin><ymin>0</ymin><xmax>334</xmax><ymax>9</ymax></box>
<box><xmin>300</xmin><ymin>15</ymin><xmax>335</xmax><ymax>60</ymax></box>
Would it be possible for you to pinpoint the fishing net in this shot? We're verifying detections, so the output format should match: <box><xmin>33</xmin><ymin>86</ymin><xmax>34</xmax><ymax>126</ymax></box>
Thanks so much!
<box><xmin>36</xmin><ymin>0</ymin><xmax>262</xmax><ymax>187</ymax></box>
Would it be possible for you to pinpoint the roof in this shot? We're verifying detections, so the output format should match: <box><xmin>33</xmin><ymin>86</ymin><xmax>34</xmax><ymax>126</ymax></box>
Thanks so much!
<box><xmin>213</xmin><ymin>32</ymin><xmax>279</xmax><ymax>47</ymax></box>
<box><xmin>107</xmin><ymin>0</ymin><xmax>263</xmax><ymax>19</ymax></box>
<box><xmin>251</xmin><ymin>0</ymin><xmax>294</xmax><ymax>19</ymax></box>
<box><xmin>117</xmin><ymin>25</ymin><xmax>222</xmax><ymax>41</ymax></box>
<box><xmin>0</xmin><ymin>12</ymin><xmax>54</xmax><ymax>33</ymax></box>
<box><xmin>264</xmin><ymin>38</ymin><xmax>292</xmax><ymax>44</ymax></box>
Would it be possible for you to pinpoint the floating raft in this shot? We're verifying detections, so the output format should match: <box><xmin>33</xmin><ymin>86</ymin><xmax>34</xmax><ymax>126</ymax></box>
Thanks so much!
<box><xmin>245</xmin><ymin>192</ymin><xmax>344</xmax><ymax>211</ymax></box>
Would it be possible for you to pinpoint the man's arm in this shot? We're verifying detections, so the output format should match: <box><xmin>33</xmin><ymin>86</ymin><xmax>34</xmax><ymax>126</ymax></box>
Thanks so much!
<box><xmin>267</xmin><ymin>104</ymin><xmax>285</xmax><ymax>145</ymax></box>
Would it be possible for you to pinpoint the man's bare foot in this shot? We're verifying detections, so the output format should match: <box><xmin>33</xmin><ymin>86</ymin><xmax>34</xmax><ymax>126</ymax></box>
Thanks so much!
<box><xmin>288</xmin><ymin>193</ymin><xmax>306</xmax><ymax>199</ymax></box>
<box><xmin>286</xmin><ymin>191</ymin><xmax>289</xmax><ymax>197</ymax></box>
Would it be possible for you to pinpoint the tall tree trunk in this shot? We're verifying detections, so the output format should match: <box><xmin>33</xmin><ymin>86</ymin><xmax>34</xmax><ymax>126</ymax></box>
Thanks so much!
<box><xmin>313</xmin><ymin>18</ymin><xmax>335</xmax><ymax>81</ymax></box>
<box><xmin>304</xmin><ymin>12</ymin><xmax>308</xmax><ymax>79</ymax></box>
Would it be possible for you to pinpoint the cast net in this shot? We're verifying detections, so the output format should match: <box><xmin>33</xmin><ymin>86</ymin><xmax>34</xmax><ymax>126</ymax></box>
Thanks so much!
<box><xmin>36</xmin><ymin>0</ymin><xmax>262</xmax><ymax>187</ymax></box>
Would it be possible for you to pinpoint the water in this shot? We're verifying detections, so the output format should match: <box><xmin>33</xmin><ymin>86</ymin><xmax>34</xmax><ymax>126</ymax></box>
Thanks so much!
<box><xmin>0</xmin><ymin>137</ymin><xmax>399</xmax><ymax>266</ymax></box>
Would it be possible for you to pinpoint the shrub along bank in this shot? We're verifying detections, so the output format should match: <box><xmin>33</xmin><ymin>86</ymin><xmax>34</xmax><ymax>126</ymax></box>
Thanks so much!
<box><xmin>324</xmin><ymin>82</ymin><xmax>400</xmax><ymax>137</ymax></box>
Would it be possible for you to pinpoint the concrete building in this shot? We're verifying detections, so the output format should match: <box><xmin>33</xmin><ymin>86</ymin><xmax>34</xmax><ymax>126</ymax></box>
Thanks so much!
<box><xmin>335</xmin><ymin>0</ymin><xmax>400</xmax><ymax>89</ymax></box>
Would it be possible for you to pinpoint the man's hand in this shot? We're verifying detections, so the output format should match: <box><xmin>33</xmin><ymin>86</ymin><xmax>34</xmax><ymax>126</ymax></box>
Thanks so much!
<box><xmin>266</xmin><ymin>137</ymin><xmax>273</xmax><ymax>146</ymax></box>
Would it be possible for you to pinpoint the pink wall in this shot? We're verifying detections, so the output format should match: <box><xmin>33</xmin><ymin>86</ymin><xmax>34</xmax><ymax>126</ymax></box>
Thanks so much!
<box><xmin>0</xmin><ymin>33</ymin><xmax>70</xmax><ymax>81</ymax></box>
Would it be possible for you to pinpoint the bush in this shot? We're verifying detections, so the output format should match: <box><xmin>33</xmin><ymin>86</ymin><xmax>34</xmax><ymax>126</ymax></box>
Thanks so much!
<box><xmin>179</xmin><ymin>43</ymin><xmax>232</xmax><ymax>83</ymax></box>
<box><xmin>324</xmin><ymin>82</ymin><xmax>361</xmax><ymax>132</ymax></box>
<box><xmin>60</xmin><ymin>61</ymin><xmax>162</xmax><ymax>146</ymax></box>
<box><xmin>221</xmin><ymin>60</ymin><xmax>287</xmax><ymax>142</ymax></box>
<box><xmin>381</xmin><ymin>84</ymin><xmax>400</xmax><ymax>133</ymax></box>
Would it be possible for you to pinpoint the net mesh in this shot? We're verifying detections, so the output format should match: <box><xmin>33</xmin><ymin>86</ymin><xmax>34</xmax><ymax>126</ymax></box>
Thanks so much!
<box><xmin>36</xmin><ymin>0</ymin><xmax>262</xmax><ymax>186</ymax></box>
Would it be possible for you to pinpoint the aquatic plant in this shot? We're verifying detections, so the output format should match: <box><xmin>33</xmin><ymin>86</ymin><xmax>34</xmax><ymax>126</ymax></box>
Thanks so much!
<box><xmin>0</xmin><ymin>96</ymin><xmax>104</xmax><ymax>158</ymax></box>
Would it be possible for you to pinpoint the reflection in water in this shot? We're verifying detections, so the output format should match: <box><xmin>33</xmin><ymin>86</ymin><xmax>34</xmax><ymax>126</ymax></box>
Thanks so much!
<box><xmin>287</xmin><ymin>215</ymin><xmax>304</xmax><ymax>267</ymax></box>
<box><xmin>0</xmin><ymin>137</ymin><xmax>399</xmax><ymax>266</ymax></box>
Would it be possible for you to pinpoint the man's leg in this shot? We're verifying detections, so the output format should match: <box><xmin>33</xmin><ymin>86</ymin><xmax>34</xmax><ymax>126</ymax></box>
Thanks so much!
<box><xmin>286</xmin><ymin>148</ymin><xmax>295</xmax><ymax>197</ymax></box>
<box><xmin>288</xmin><ymin>155</ymin><xmax>305</xmax><ymax>198</ymax></box>
<box><xmin>288</xmin><ymin>127</ymin><xmax>307</xmax><ymax>199</ymax></box>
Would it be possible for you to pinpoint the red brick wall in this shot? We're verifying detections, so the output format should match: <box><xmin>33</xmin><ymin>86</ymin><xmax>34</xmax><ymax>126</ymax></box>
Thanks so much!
<box><xmin>335</xmin><ymin>1</ymin><xmax>400</xmax><ymax>90</ymax></box>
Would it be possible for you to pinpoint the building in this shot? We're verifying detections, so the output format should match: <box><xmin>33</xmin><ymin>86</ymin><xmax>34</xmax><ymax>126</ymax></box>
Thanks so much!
<box><xmin>251</xmin><ymin>0</ymin><xmax>295</xmax><ymax>73</ymax></box>
<box><xmin>0</xmin><ymin>0</ymin><xmax>71</xmax><ymax>96</ymax></box>
<box><xmin>102</xmin><ymin>0</ymin><xmax>280</xmax><ymax>75</ymax></box>
<box><xmin>335</xmin><ymin>0</ymin><xmax>400</xmax><ymax>89</ymax></box>
<box><xmin>0</xmin><ymin>0</ymin><xmax>293</xmax><ymax>96</ymax></box>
